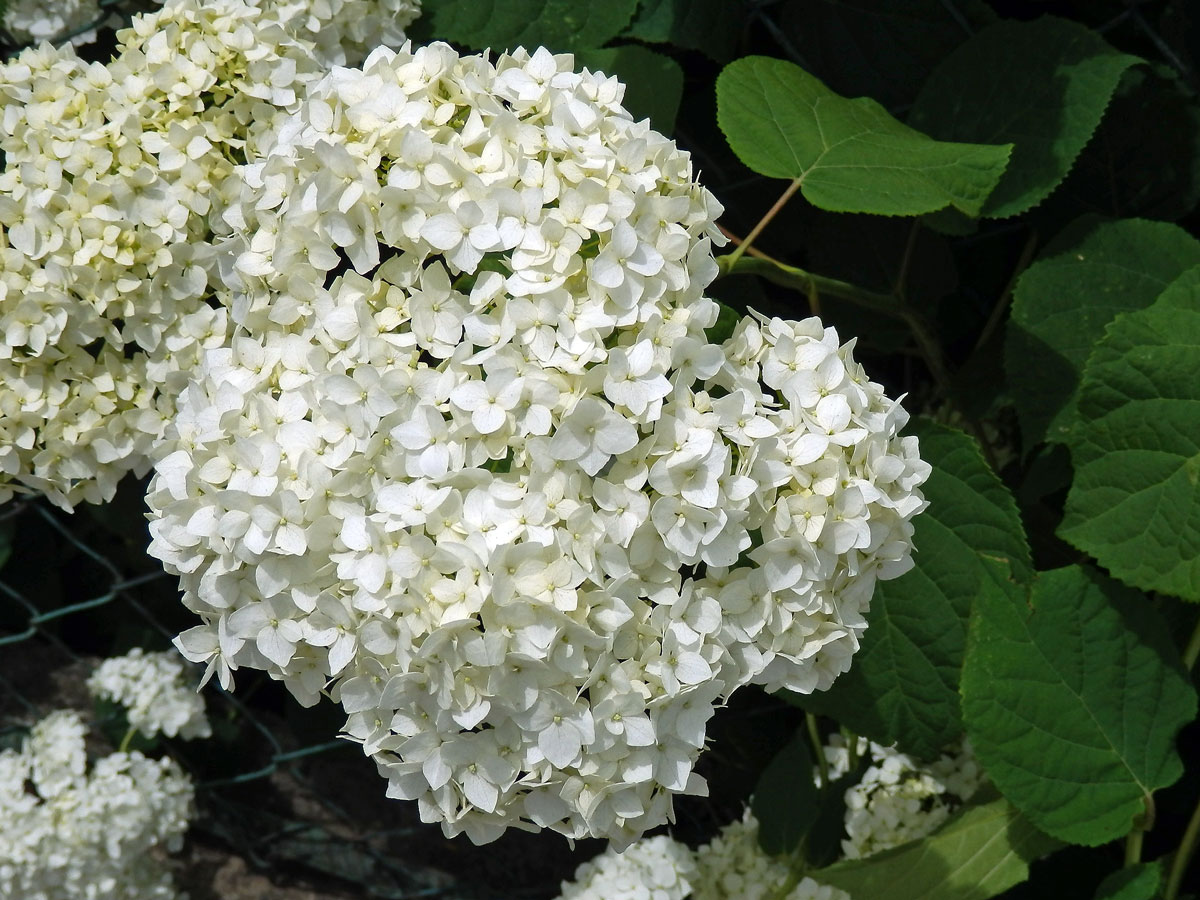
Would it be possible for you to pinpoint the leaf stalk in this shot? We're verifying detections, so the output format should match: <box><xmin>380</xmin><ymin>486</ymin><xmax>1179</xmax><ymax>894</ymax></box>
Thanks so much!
<box><xmin>726</xmin><ymin>177</ymin><xmax>803</xmax><ymax>266</ymax></box>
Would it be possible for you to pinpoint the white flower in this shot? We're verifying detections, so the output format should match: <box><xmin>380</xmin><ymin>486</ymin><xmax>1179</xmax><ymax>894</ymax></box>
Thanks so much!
<box><xmin>817</xmin><ymin>735</ymin><xmax>983</xmax><ymax>860</ymax></box>
<box><xmin>558</xmin><ymin>835</ymin><xmax>697</xmax><ymax>900</ymax></box>
<box><xmin>3</xmin><ymin>0</ymin><xmax>105</xmax><ymax>46</ymax></box>
<box><xmin>87</xmin><ymin>648</ymin><xmax>211</xmax><ymax>740</ymax></box>
<box><xmin>0</xmin><ymin>0</ymin><xmax>421</xmax><ymax>510</ymax></box>
<box><xmin>144</xmin><ymin>39</ymin><xmax>928</xmax><ymax>848</ymax></box>
<box><xmin>0</xmin><ymin>710</ymin><xmax>193</xmax><ymax>900</ymax></box>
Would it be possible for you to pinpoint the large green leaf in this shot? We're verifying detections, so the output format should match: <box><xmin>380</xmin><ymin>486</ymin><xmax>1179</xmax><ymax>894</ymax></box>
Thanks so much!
<box><xmin>962</xmin><ymin>563</ymin><xmax>1196</xmax><ymax>846</ymax></box>
<box><xmin>908</xmin><ymin>17</ymin><xmax>1140</xmax><ymax>218</ymax></box>
<box><xmin>426</xmin><ymin>0</ymin><xmax>638</xmax><ymax>52</ymax></box>
<box><xmin>816</xmin><ymin>792</ymin><xmax>1060</xmax><ymax>900</ymax></box>
<box><xmin>791</xmin><ymin>422</ymin><xmax>1030</xmax><ymax>759</ymax></box>
<box><xmin>751</xmin><ymin>729</ymin><xmax>819</xmax><ymax>856</ymax></box>
<box><xmin>577</xmin><ymin>45</ymin><xmax>683</xmax><ymax>133</ymax></box>
<box><xmin>1059</xmin><ymin>268</ymin><xmax>1200</xmax><ymax>601</ymax></box>
<box><xmin>775</xmin><ymin>0</ymin><xmax>996</xmax><ymax>110</ymax></box>
<box><xmin>623</xmin><ymin>0</ymin><xmax>744</xmax><ymax>61</ymax></box>
<box><xmin>715</xmin><ymin>56</ymin><xmax>1012</xmax><ymax>216</ymax></box>
<box><xmin>1006</xmin><ymin>217</ymin><xmax>1200</xmax><ymax>450</ymax></box>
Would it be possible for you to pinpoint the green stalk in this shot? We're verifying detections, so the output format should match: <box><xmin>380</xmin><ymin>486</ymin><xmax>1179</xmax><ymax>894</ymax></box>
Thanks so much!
<box><xmin>716</xmin><ymin>255</ymin><xmax>903</xmax><ymax>320</ymax></box>
<box><xmin>1182</xmin><ymin>610</ymin><xmax>1200</xmax><ymax>672</ymax></box>
<box><xmin>1165</xmin><ymin>790</ymin><xmax>1200</xmax><ymax>900</ymax></box>
<box><xmin>118</xmin><ymin>725</ymin><xmax>138</xmax><ymax>754</ymax></box>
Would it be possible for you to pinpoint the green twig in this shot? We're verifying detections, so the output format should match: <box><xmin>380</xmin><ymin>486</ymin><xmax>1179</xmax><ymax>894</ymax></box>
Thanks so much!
<box><xmin>716</xmin><ymin>255</ymin><xmax>903</xmax><ymax>320</ymax></box>
<box><xmin>972</xmin><ymin>227</ymin><xmax>1039</xmax><ymax>356</ymax></box>
<box><xmin>118</xmin><ymin>725</ymin><xmax>137</xmax><ymax>754</ymax></box>
<box><xmin>726</xmin><ymin>178</ymin><xmax>803</xmax><ymax>266</ymax></box>
<box><xmin>1165</xmin><ymin>789</ymin><xmax>1200</xmax><ymax>900</ymax></box>
<box><xmin>1183</xmin><ymin>610</ymin><xmax>1200</xmax><ymax>672</ymax></box>
<box><xmin>1125</xmin><ymin>825</ymin><xmax>1144</xmax><ymax>867</ymax></box>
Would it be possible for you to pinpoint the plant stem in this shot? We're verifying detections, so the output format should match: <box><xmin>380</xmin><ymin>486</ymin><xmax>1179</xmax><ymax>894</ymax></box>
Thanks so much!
<box><xmin>1125</xmin><ymin>826</ymin><xmax>1143</xmax><ymax>867</ymax></box>
<box><xmin>1183</xmin><ymin>610</ymin><xmax>1200</xmax><ymax>672</ymax></box>
<box><xmin>893</xmin><ymin>220</ymin><xmax>922</xmax><ymax>300</ymax></box>
<box><xmin>972</xmin><ymin>228</ymin><xmax>1038</xmax><ymax>356</ymax></box>
<box><xmin>716</xmin><ymin>255</ymin><xmax>903</xmax><ymax>320</ymax></box>
<box><xmin>807</xmin><ymin>713</ymin><xmax>829</xmax><ymax>787</ymax></box>
<box><xmin>844</xmin><ymin>728</ymin><xmax>860</xmax><ymax>770</ymax></box>
<box><xmin>118</xmin><ymin>725</ymin><xmax>137</xmax><ymax>753</ymax></box>
<box><xmin>1166</xmin><ymin>790</ymin><xmax>1200</xmax><ymax>900</ymax></box>
<box><xmin>727</xmin><ymin>178</ymin><xmax>803</xmax><ymax>266</ymax></box>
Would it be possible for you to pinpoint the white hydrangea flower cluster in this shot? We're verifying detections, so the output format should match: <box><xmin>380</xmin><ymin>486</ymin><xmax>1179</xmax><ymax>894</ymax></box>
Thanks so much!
<box><xmin>559</xmin><ymin>834</ymin><xmax>697</xmax><ymax>900</ymax></box>
<box><xmin>87</xmin><ymin>647</ymin><xmax>211</xmax><ymax>740</ymax></box>
<box><xmin>264</xmin><ymin>0</ymin><xmax>422</xmax><ymax>65</ymax></box>
<box><xmin>2</xmin><ymin>0</ymin><xmax>105</xmax><ymax>46</ymax></box>
<box><xmin>146</xmin><ymin>40</ymin><xmax>929</xmax><ymax>844</ymax></box>
<box><xmin>0</xmin><ymin>0</ymin><xmax>422</xmax><ymax>509</ymax></box>
<box><xmin>692</xmin><ymin>811</ymin><xmax>846</xmax><ymax>900</ymax></box>
<box><xmin>821</xmin><ymin>736</ymin><xmax>983</xmax><ymax>859</ymax></box>
<box><xmin>556</xmin><ymin>812</ymin><xmax>847</xmax><ymax>900</ymax></box>
<box><xmin>0</xmin><ymin>710</ymin><xmax>194</xmax><ymax>900</ymax></box>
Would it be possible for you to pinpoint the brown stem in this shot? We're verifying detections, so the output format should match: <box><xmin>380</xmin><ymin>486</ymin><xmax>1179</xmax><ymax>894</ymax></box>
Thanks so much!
<box><xmin>727</xmin><ymin>178</ymin><xmax>803</xmax><ymax>266</ymax></box>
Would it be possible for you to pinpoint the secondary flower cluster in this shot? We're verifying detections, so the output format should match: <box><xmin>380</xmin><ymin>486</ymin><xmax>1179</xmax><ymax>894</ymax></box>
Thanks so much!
<box><xmin>0</xmin><ymin>710</ymin><xmax>194</xmax><ymax>900</ymax></box>
<box><xmin>87</xmin><ymin>647</ymin><xmax>211</xmax><ymax>741</ymax></box>
<box><xmin>146</xmin><ymin>39</ymin><xmax>929</xmax><ymax>845</ymax></box>
<box><xmin>2</xmin><ymin>0</ymin><xmax>420</xmax><ymax>63</ymax></box>
<box><xmin>0</xmin><ymin>0</ymin><xmax>419</xmax><ymax>508</ymax></box>
<box><xmin>559</xmin><ymin>835</ymin><xmax>698</xmax><ymax>900</ymax></box>
<box><xmin>822</xmin><ymin>736</ymin><xmax>983</xmax><ymax>859</ymax></box>
<box><xmin>2</xmin><ymin>0</ymin><xmax>105</xmax><ymax>46</ymax></box>
<box><xmin>555</xmin><ymin>739</ymin><xmax>983</xmax><ymax>900</ymax></box>
<box><xmin>556</xmin><ymin>810</ymin><xmax>847</xmax><ymax>900</ymax></box>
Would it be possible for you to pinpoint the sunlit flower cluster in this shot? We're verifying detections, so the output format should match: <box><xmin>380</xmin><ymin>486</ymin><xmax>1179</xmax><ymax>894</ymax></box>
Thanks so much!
<box><xmin>0</xmin><ymin>710</ymin><xmax>194</xmax><ymax>900</ymax></box>
<box><xmin>87</xmin><ymin>647</ymin><xmax>211</xmax><ymax>741</ymax></box>
<box><xmin>146</xmin><ymin>38</ymin><xmax>928</xmax><ymax>845</ymax></box>
<box><xmin>822</xmin><ymin>736</ymin><xmax>983</xmax><ymax>859</ymax></box>
<box><xmin>0</xmin><ymin>0</ymin><xmax>421</xmax><ymax>509</ymax></box>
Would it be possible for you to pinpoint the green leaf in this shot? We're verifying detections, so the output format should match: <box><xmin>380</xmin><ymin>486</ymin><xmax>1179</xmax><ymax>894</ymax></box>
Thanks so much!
<box><xmin>961</xmin><ymin>563</ymin><xmax>1196</xmax><ymax>846</ymax></box>
<box><xmin>623</xmin><ymin>0</ymin><xmax>744</xmax><ymax>61</ymax></box>
<box><xmin>790</xmin><ymin>422</ymin><xmax>1030</xmax><ymax>759</ymax></box>
<box><xmin>908</xmin><ymin>17</ymin><xmax>1140</xmax><ymax>218</ymax></box>
<box><xmin>815</xmin><ymin>792</ymin><xmax>1061</xmax><ymax>900</ymax></box>
<box><xmin>1059</xmin><ymin>267</ymin><xmax>1200</xmax><ymax>601</ymax></box>
<box><xmin>426</xmin><ymin>0</ymin><xmax>638</xmax><ymax>52</ymax></box>
<box><xmin>1092</xmin><ymin>862</ymin><xmax>1163</xmax><ymax>900</ymax></box>
<box><xmin>715</xmin><ymin>56</ymin><xmax>1012</xmax><ymax>216</ymax></box>
<box><xmin>576</xmin><ymin>45</ymin><xmax>683</xmax><ymax>133</ymax></box>
<box><xmin>774</xmin><ymin>0</ymin><xmax>996</xmax><ymax>110</ymax></box>
<box><xmin>1006</xmin><ymin>217</ymin><xmax>1200</xmax><ymax>450</ymax></box>
<box><xmin>751</xmin><ymin>728</ymin><xmax>819</xmax><ymax>856</ymax></box>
